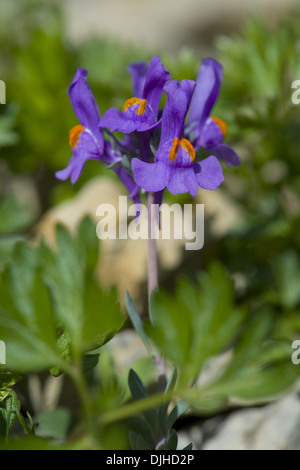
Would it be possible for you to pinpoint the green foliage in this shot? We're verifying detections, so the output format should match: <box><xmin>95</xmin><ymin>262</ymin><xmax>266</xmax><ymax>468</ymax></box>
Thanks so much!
<box><xmin>0</xmin><ymin>217</ymin><xmax>124</xmax><ymax>373</ymax></box>
<box><xmin>0</xmin><ymin>106</ymin><xmax>18</xmax><ymax>148</ymax></box>
<box><xmin>0</xmin><ymin>193</ymin><xmax>35</xmax><ymax>236</ymax></box>
<box><xmin>0</xmin><ymin>371</ymin><xmax>20</xmax><ymax>403</ymax></box>
<box><xmin>128</xmin><ymin>368</ymin><xmax>191</xmax><ymax>450</ymax></box>
<box><xmin>187</xmin><ymin>311</ymin><xmax>299</xmax><ymax>412</ymax></box>
<box><xmin>143</xmin><ymin>264</ymin><xmax>299</xmax><ymax>413</ymax></box>
<box><xmin>125</xmin><ymin>291</ymin><xmax>155</xmax><ymax>358</ymax></box>
<box><xmin>0</xmin><ymin>183</ymin><xmax>36</xmax><ymax>267</ymax></box>
<box><xmin>33</xmin><ymin>408</ymin><xmax>73</xmax><ymax>440</ymax></box>
<box><xmin>215</xmin><ymin>15</ymin><xmax>300</xmax><ymax>220</ymax></box>
<box><xmin>0</xmin><ymin>391</ymin><xmax>21</xmax><ymax>439</ymax></box>
<box><xmin>147</xmin><ymin>263</ymin><xmax>246</xmax><ymax>385</ymax></box>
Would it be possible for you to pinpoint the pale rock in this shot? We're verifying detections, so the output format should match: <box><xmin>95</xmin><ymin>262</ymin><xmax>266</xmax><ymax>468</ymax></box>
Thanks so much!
<box><xmin>202</xmin><ymin>394</ymin><xmax>300</xmax><ymax>450</ymax></box>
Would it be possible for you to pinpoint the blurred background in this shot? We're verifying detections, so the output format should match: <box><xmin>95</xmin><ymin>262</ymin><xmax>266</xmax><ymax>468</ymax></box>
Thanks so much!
<box><xmin>1</xmin><ymin>0</ymin><xmax>300</xmax><ymax>450</ymax></box>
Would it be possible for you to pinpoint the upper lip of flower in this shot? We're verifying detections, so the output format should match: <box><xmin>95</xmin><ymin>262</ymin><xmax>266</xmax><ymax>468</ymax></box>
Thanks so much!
<box><xmin>185</xmin><ymin>57</ymin><xmax>240</xmax><ymax>167</ymax></box>
<box><xmin>131</xmin><ymin>78</ymin><xmax>225</xmax><ymax>196</ymax></box>
<box><xmin>68</xmin><ymin>67</ymin><xmax>104</xmax><ymax>151</ymax></box>
<box><xmin>187</xmin><ymin>57</ymin><xmax>223</xmax><ymax>140</ymax></box>
<box><xmin>156</xmin><ymin>79</ymin><xmax>197</xmax><ymax>162</ymax></box>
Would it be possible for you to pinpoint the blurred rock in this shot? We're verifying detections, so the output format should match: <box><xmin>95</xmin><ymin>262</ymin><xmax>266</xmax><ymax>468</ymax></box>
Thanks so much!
<box><xmin>196</xmin><ymin>188</ymin><xmax>243</xmax><ymax>238</ymax></box>
<box><xmin>178</xmin><ymin>424</ymin><xmax>204</xmax><ymax>450</ymax></box>
<box><xmin>202</xmin><ymin>394</ymin><xmax>300</xmax><ymax>450</ymax></box>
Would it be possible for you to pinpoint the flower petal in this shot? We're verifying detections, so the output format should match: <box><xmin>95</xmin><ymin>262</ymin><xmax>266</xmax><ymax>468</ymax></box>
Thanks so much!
<box><xmin>69</xmin><ymin>68</ymin><xmax>103</xmax><ymax>149</ymax></box>
<box><xmin>132</xmin><ymin>158</ymin><xmax>169</xmax><ymax>192</ymax></box>
<box><xmin>127</xmin><ymin>61</ymin><xmax>148</xmax><ymax>98</ymax></box>
<box><xmin>167</xmin><ymin>166</ymin><xmax>199</xmax><ymax>196</ymax></box>
<box><xmin>210</xmin><ymin>144</ymin><xmax>241</xmax><ymax>166</ymax></box>
<box><xmin>159</xmin><ymin>79</ymin><xmax>196</xmax><ymax>148</ymax></box>
<box><xmin>196</xmin><ymin>118</ymin><xmax>224</xmax><ymax>150</ymax></box>
<box><xmin>194</xmin><ymin>155</ymin><xmax>224</xmax><ymax>190</ymax></box>
<box><xmin>55</xmin><ymin>155</ymin><xmax>76</xmax><ymax>181</ymax></box>
<box><xmin>100</xmin><ymin>108</ymin><xmax>130</xmax><ymax>133</ymax></box>
<box><xmin>56</xmin><ymin>131</ymin><xmax>100</xmax><ymax>184</ymax></box>
<box><xmin>143</xmin><ymin>56</ymin><xmax>171</xmax><ymax>115</ymax></box>
<box><xmin>187</xmin><ymin>58</ymin><xmax>223</xmax><ymax>135</ymax></box>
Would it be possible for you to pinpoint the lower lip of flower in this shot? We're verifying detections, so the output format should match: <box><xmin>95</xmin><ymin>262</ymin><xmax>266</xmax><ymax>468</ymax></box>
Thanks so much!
<box><xmin>122</xmin><ymin>97</ymin><xmax>147</xmax><ymax>115</ymax></box>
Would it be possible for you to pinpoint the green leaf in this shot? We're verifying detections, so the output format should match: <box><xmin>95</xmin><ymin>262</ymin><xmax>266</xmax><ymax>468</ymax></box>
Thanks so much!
<box><xmin>165</xmin><ymin>365</ymin><xmax>178</xmax><ymax>394</ymax></box>
<box><xmin>0</xmin><ymin>371</ymin><xmax>21</xmax><ymax>403</ymax></box>
<box><xmin>129</xmin><ymin>430</ymin><xmax>138</xmax><ymax>449</ymax></box>
<box><xmin>39</xmin><ymin>225</ymin><xmax>84</xmax><ymax>347</ymax></box>
<box><xmin>128</xmin><ymin>369</ymin><xmax>159</xmax><ymax>436</ymax></box>
<box><xmin>147</xmin><ymin>262</ymin><xmax>247</xmax><ymax>384</ymax></box>
<box><xmin>0</xmin><ymin>268</ymin><xmax>61</xmax><ymax>372</ymax></box>
<box><xmin>166</xmin><ymin>401</ymin><xmax>190</xmax><ymax>434</ymax></box>
<box><xmin>187</xmin><ymin>310</ymin><xmax>299</xmax><ymax>411</ymax></box>
<box><xmin>220</xmin><ymin>310</ymin><xmax>274</xmax><ymax>379</ymax></box>
<box><xmin>128</xmin><ymin>369</ymin><xmax>149</xmax><ymax>401</ymax></box>
<box><xmin>273</xmin><ymin>251</ymin><xmax>300</xmax><ymax>309</ymax></box>
<box><xmin>34</xmin><ymin>408</ymin><xmax>73</xmax><ymax>440</ymax></box>
<box><xmin>158</xmin><ymin>365</ymin><xmax>178</xmax><ymax>433</ymax></box>
<box><xmin>0</xmin><ymin>219</ymin><xmax>124</xmax><ymax>373</ymax></box>
<box><xmin>82</xmin><ymin>352</ymin><xmax>100</xmax><ymax>373</ymax></box>
<box><xmin>77</xmin><ymin>216</ymin><xmax>99</xmax><ymax>273</ymax></box>
<box><xmin>134</xmin><ymin>434</ymin><xmax>153</xmax><ymax>451</ymax></box>
<box><xmin>164</xmin><ymin>429</ymin><xmax>178</xmax><ymax>450</ymax></box>
<box><xmin>82</xmin><ymin>281</ymin><xmax>124</xmax><ymax>352</ymax></box>
<box><xmin>0</xmin><ymin>106</ymin><xmax>18</xmax><ymax>148</ymax></box>
<box><xmin>0</xmin><ymin>194</ymin><xmax>35</xmax><ymax>235</ymax></box>
<box><xmin>182</xmin><ymin>443</ymin><xmax>193</xmax><ymax>450</ymax></box>
<box><xmin>0</xmin><ymin>235</ymin><xmax>25</xmax><ymax>267</ymax></box>
<box><xmin>0</xmin><ymin>391</ymin><xmax>20</xmax><ymax>438</ymax></box>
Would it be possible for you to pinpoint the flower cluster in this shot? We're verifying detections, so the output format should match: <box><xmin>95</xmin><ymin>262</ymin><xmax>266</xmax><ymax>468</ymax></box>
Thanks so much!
<box><xmin>56</xmin><ymin>56</ymin><xmax>240</xmax><ymax>201</ymax></box>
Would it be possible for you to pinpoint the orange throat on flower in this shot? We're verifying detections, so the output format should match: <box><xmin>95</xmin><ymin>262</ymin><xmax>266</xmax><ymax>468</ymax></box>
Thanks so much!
<box><xmin>69</xmin><ymin>125</ymin><xmax>85</xmax><ymax>149</ymax></box>
<box><xmin>169</xmin><ymin>138</ymin><xmax>196</xmax><ymax>163</ymax></box>
<box><xmin>211</xmin><ymin>116</ymin><xmax>228</xmax><ymax>137</ymax></box>
<box><xmin>122</xmin><ymin>97</ymin><xmax>147</xmax><ymax>115</ymax></box>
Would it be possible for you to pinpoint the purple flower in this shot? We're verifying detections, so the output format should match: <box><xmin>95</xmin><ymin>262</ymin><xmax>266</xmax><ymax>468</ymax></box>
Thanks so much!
<box><xmin>100</xmin><ymin>57</ymin><xmax>171</xmax><ymax>134</ymax></box>
<box><xmin>187</xmin><ymin>58</ymin><xmax>240</xmax><ymax>167</ymax></box>
<box><xmin>131</xmin><ymin>80</ymin><xmax>224</xmax><ymax>197</ymax></box>
<box><xmin>55</xmin><ymin>67</ymin><xmax>141</xmax><ymax>203</ymax></box>
<box><xmin>55</xmin><ymin>68</ymin><xmax>105</xmax><ymax>184</ymax></box>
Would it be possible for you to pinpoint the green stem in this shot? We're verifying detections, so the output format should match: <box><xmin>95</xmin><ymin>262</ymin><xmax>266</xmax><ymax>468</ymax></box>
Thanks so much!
<box><xmin>99</xmin><ymin>388</ymin><xmax>177</xmax><ymax>426</ymax></box>
<box><xmin>147</xmin><ymin>191</ymin><xmax>159</xmax><ymax>320</ymax></box>
<box><xmin>16</xmin><ymin>409</ymin><xmax>34</xmax><ymax>436</ymax></box>
<box><xmin>67</xmin><ymin>365</ymin><xmax>94</xmax><ymax>426</ymax></box>
<box><xmin>147</xmin><ymin>191</ymin><xmax>168</xmax><ymax>392</ymax></box>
